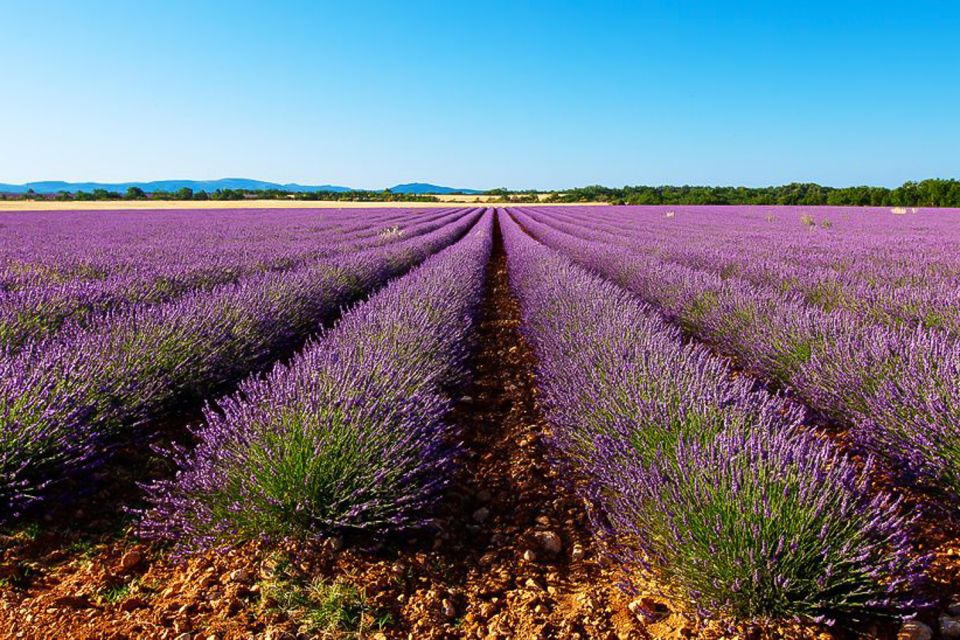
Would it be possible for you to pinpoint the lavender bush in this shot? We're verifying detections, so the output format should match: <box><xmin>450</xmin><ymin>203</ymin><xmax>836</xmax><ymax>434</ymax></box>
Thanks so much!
<box><xmin>598</xmin><ymin>426</ymin><xmax>921</xmax><ymax>622</ymax></box>
<box><xmin>139</xmin><ymin>213</ymin><xmax>493</xmax><ymax>549</ymax></box>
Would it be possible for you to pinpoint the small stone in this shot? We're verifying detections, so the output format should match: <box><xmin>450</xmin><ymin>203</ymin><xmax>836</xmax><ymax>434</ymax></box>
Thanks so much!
<box><xmin>570</xmin><ymin>543</ymin><xmax>585</xmax><ymax>560</ymax></box>
<box><xmin>227</xmin><ymin>568</ymin><xmax>250</xmax><ymax>583</ymax></box>
<box><xmin>523</xmin><ymin>549</ymin><xmax>537</xmax><ymax>562</ymax></box>
<box><xmin>534</xmin><ymin>530</ymin><xmax>562</xmax><ymax>554</ymax></box>
<box><xmin>628</xmin><ymin>597</ymin><xmax>670</xmax><ymax>620</ymax></box>
<box><xmin>460</xmin><ymin>395</ymin><xmax>474</xmax><ymax>404</ymax></box>
<box><xmin>941</xmin><ymin>615</ymin><xmax>960</xmax><ymax>640</ymax></box>
<box><xmin>53</xmin><ymin>595</ymin><xmax>93</xmax><ymax>609</ymax></box>
<box><xmin>476</xmin><ymin>489</ymin><xmax>492</xmax><ymax>502</ymax></box>
<box><xmin>441</xmin><ymin>598</ymin><xmax>456</xmax><ymax>618</ymax></box>
<box><xmin>898</xmin><ymin>620</ymin><xmax>933</xmax><ymax>640</ymax></box>
<box><xmin>524</xmin><ymin>578</ymin><xmax>543</xmax><ymax>591</ymax></box>
<box><xmin>473</xmin><ymin>507</ymin><xmax>490</xmax><ymax>523</ymax></box>
<box><xmin>0</xmin><ymin>564</ymin><xmax>20</xmax><ymax>580</ymax></box>
<box><xmin>120</xmin><ymin>546</ymin><xmax>144</xmax><ymax>572</ymax></box>
<box><xmin>119</xmin><ymin>597</ymin><xmax>147</xmax><ymax>612</ymax></box>
<box><xmin>951</xmin><ymin>601</ymin><xmax>960</xmax><ymax>617</ymax></box>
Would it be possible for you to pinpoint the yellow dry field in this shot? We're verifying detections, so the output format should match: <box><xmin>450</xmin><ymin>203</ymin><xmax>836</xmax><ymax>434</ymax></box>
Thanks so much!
<box><xmin>0</xmin><ymin>198</ymin><xmax>602</xmax><ymax>211</ymax></box>
<box><xmin>431</xmin><ymin>194</ymin><xmax>558</xmax><ymax>203</ymax></box>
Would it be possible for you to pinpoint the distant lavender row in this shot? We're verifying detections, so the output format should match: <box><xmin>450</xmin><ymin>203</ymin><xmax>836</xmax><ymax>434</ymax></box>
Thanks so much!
<box><xmin>0</xmin><ymin>207</ymin><xmax>447</xmax><ymax>292</ymax></box>
<box><xmin>500</xmin><ymin>212</ymin><xmax>922</xmax><ymax>622</ymax></box>
<box><xmin>0</xmin><ymin>209</ymin><xmax>481</xmax><ymax>522</ymax></box>
<box><xmin>513</xmin><ymin>208</ymin><xmax>960</xmax><ymax>504</ymax></box>
<box><xmin>139</xmin><ymin>212</ymin><xmax>494</xmax><ymax>551</ymax></box>
<box><xmin>0</xmin><ymin>207</ymin><xmax>454</xmax><ymax>297</ymax></box>
<box><xmin>0</xmin><ymin>208</ymin><xmax>469</xmax><ymax>351</ymax></box>
<box><xmin>523</xmin><ymin>205</ymin><xmax>960</xmax><ymax>335</ymax></box>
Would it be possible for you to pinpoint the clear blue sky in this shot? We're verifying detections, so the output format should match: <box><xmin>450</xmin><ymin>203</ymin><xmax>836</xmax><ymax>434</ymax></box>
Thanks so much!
<box><xmin>2</xmin><ymin>0</ymin><xmax>958</xmax><ymax>190</ymax></box>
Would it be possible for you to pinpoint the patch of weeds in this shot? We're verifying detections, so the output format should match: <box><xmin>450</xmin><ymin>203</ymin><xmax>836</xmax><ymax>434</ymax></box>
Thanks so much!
<box><xmin>66</xmin><ymin>537</ymin><xmax>100</xmax><ymax>559</ymax></box>
<box><xmin>258</xmin><ymin>558</ymin><xmax>390</xmax><ymax>637</ymax></box>
<box><xmin>19</xmin><ymin>522</ymin><xmax>41</xmax><ymax>541</ymax></box>
<box><xmin>98</xmin><ymin>578</ymin><xmax>139</xmax><ymax>605</ymax></box>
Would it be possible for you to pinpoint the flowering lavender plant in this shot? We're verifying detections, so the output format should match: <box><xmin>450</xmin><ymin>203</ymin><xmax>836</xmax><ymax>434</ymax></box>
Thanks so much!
<box><xmin>597</xmin><ymin>426</ymin><xmax>922</xmax><ymax>622</ymax></box>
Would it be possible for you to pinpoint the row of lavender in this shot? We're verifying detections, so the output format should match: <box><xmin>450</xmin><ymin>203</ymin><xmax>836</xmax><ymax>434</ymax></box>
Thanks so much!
<box><xmin>0</xmin><ymin>208</ymin><xmax>466</xmax><ymax>351</ymax></box>
<box><xmin>139</xmin><ymin>212</ymin><xmax>493</xmax><ymax>551</ymax></box>
<box><xmin>512</xmin><ymin>207</ymin><xmax>960</xmax><ymax>505</ymax></box>
<box><xmin>0</xmin><ymin>207</ymin><xmax>448</xmax><ymax>292</ymax></box>
<box><xmin>500</xmin><ymin>212</ymin><xmax>923</xmax><ymax>622</ymax></box>
<box><xmin>0</xmin><ymin>208</ymin><xmax>480</xmax><ymax>522</ymax></box>
<box><xmin>532</xmin><ymin>205</ymin><xmax>960</xmax><ymax>336</ymax></box>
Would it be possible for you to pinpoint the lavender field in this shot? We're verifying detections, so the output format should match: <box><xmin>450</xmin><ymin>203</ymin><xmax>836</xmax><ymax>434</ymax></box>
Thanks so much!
<box><xmin>2</xmin><ymin>205</ymin><xmax>960</xmax><ymax>639</ymax></box>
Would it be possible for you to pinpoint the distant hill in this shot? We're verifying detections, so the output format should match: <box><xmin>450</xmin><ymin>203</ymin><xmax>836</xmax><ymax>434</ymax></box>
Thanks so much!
<box><xmin>0</xmin><ymin>179</ymin><xmax>353</xmax><ymax>194</ymax></box>
<box><xmin>0</xmin><ymin>179</ymin><xmax>483</xmax><ymax>195</ymax></box>
<box><xmin>388</xmin><ymin>183</ymin><xmax>483</xmax><ymax>195</ymax></box>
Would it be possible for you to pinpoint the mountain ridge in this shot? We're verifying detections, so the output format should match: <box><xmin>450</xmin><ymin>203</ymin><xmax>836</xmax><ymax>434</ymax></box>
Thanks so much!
<box><xmin>0</xmin><ymin>179</ymin><xmax>482</xmax><ymax>195</ymax></box>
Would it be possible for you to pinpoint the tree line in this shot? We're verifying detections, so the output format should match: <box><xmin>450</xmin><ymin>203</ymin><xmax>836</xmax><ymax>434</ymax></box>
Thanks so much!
<box><xmin>539</xmin><ymin>179</ymin><xmax>960</xmax><ymax>207</ymax></box>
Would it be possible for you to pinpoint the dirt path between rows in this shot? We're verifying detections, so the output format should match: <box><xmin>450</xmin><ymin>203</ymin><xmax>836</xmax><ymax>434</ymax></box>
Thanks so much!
<box><xmin>389</xmin><ymin>220</ymin><xmax>654</xmax><ymax>639</ymax></box>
